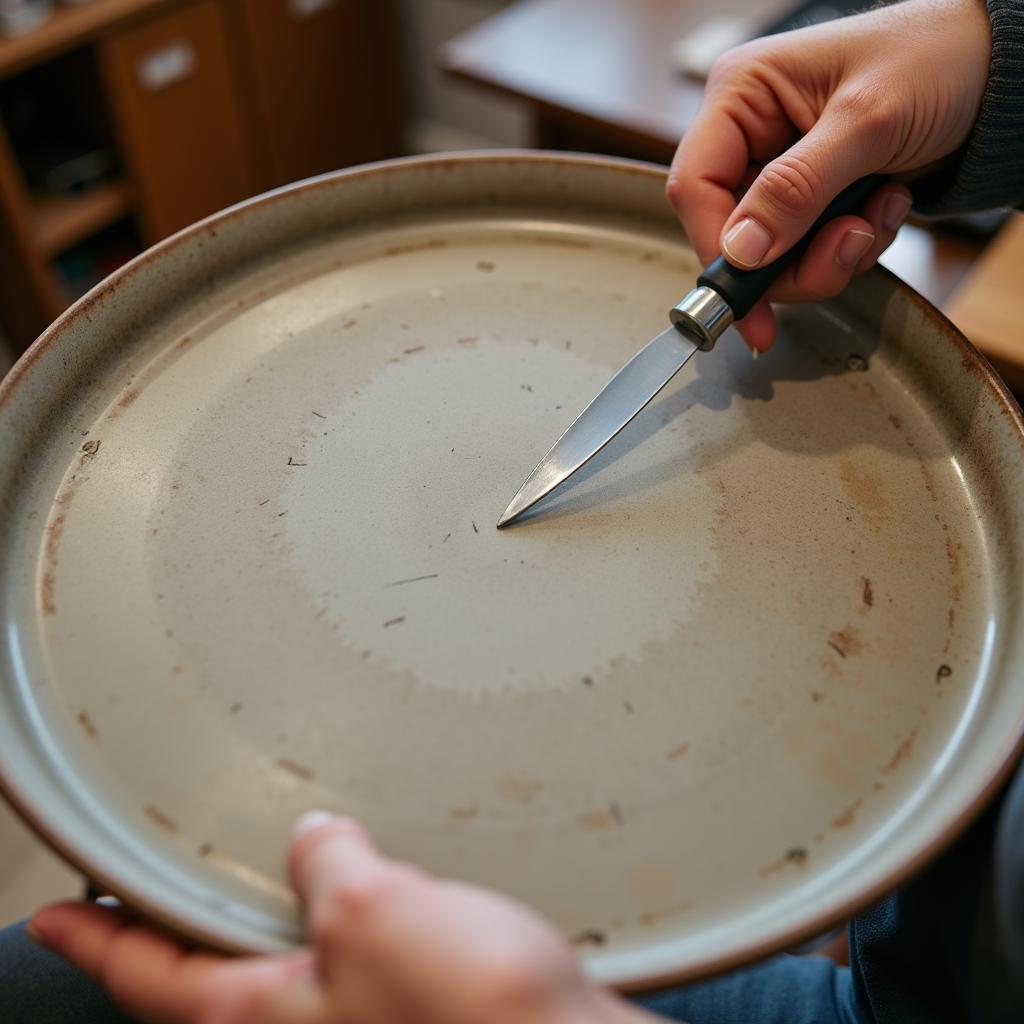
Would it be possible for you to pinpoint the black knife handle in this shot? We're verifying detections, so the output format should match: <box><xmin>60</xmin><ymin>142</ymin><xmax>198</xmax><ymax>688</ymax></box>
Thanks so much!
<box><xmin>697</xmin><ymin>175</ymin><xmax>884</xmax><ymax>320</ymax></box>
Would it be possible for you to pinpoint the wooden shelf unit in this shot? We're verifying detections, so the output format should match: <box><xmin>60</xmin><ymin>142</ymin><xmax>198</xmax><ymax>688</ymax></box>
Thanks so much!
<box><xmin>0</xmin><ymin>0</ymin><xmax>403</xmax><ymax>351</ymax></box>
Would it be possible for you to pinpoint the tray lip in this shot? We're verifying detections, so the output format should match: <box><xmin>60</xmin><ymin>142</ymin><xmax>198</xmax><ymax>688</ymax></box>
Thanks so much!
<box><xmin>2</xmin><ymin>149</ymin><xmax>1024</xmax><ymax>989</ymax></box>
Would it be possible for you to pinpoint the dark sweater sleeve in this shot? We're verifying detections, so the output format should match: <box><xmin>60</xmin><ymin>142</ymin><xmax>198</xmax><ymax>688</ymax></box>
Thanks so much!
<box><xmin>914</xmin><ymin>0</ymin><xmax>1024</xmax><ymax>215</ymax></box>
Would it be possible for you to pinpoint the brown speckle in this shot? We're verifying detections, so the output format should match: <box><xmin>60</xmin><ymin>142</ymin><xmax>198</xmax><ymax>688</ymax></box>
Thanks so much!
<box><xmin>402</xmin><ymin>345</ymin><xmax>424</xmax><ymax>355</ymax></box>
<box><xmin>862</xmin><ymin>577</ymin><xmax>874</xmax><ymax>607</ymax></box>
<box><xmin>450</xmin><ymin>806</ymin><xmax>479</xmax><ymax>820</ymax></box>
<box><xmin>144</xmin><ymin>805</ymin><xmax>178</xmax><ymax>833</ymax></box>
<box><xmin>888</xmin><ymin>414</ymin><xmax>902</xmax><ymax>430</ymax></box>
<box><xmin>787</xmin><ymin>847</ymin><xmax>809</xmax><ymax>865</ymax></box>
<box><xmin>115</xmin><ymin>388</ymin><xmax>140</xmax><ymax>412</ymax></box>
<box><xmin>666</xmin><ymin>743</ymin><xmax>689</xmax><ymax>761</ymax></box>
<box><xmin>197</xmin><ymin>842</ymin><xmax>213</xmax><ymax>857</ymax></box>
<box><xmin>81</xmin><ymin>439</ymin><xmax>101</xmax><ymax>459</ymax></box>
<box><xmin>312</xmin><ymin>411</ymin><xmax>326</xmax><ymax>419</ymax></box>
<box><xmin>609</xmin><ymin>801</ymin><xmax>624</xmax><ymax>826</ymax></box>
<box><xmin>883</xmin><ymin>729</ymin><xmax>917</xmax><ymax>774</ymax></box>
<box><xmin>571</xmin><ymin>929</ymin><xmax>607</xmax><ymax>947</ymax></box>
<box><xmin>277</xmin><ymin>758</ymin><xmax>314</xmax><ymax>781</ymax></box>
<box><xmin>383</xmin><ymin>239</ymin><xmax>447</xmax><ymax>258</ymax></box>
<box><xmin>828</xmin><ymin>628</ymin><xmax>863</xmax><ymax>659</ymax></box>
<box><xmin>476</xmin><ymin>260</ymin><xmax>496</xmax><ymax>272</ymax></box>
<box><xmin>760</xmin><ymin>847</ymin><xmax>809</xmax><ymax>877</ymax></box>
<box><xmin>456</xmin><ymin>336</ymin><xmax>478</xmax><ymax>346</ymax></box>
<box><xmin>41</xmin><ymin>571</ymin><xmax>56</xmax><ymax>615</ymax></box>
<box><xmin>581</xmin><ymin>675</ymin><xmax>593</xmax><ymax>686</ymax></box>
<box><xmin>832</xmin><ymin>800</ymin><xmax>862</xmax><ymax>829</ymax></box>
<box><xmin>172</xmin><ymin>664</ymin><xmax>183</xmax><ymax>675</ymax></box>
<box><xmin>945</xmin><ymin>535</ymin><xmax>961</xmax><ymax>576</ymax></box>
<box><xmin>639</xmin><ymin>900</ymin><xmax>695</xmax><ymax>926</ymax></box>
<box><xmin>810</xmin><ymin>691</ymin><xmax>824</xmax><ymax>703</ymax></box>
<box><xmin>499</xmin><ymin>777</ymin><xmax>543</xmax><ymax>803</ymax></box>
<box><xmin>623</xmin><ymin>700</ymin><xmax>634</xmax><ymax>713</ymax></box>
<box><xmin>472</xmin><ymin>520</ymin><xmax>479</xmax><ymax>533</ymax></box>
<box><xmin>839</xmin><ymin>460</ymin><xmax>887</xmax><ymax>526</ymax></box>
<box><xmin>176</xmin><ymin>335</ymin><xmax>192</xmax><ymax>350</ymax></box>
<box><xmin>229</xmin><ymin>702</ymin><xmax>242</xmax><ymax>714</ymax></box>
<box><xmin>579</xmin><ymin>810</ymin><xmax>613</xmax><ymax>830</ymax></box>
<box><xmin>343</xmin><ymin>319</ymin><xmax>358</xmax><ymax>329</ymax></box>
<box><xmin>936</xmin><ymin>664</ymin><xmax>952</xmax><ymax>683</ymax></box>
<box><xmin>383</xmin><ymin>616</ymin><xmax>406</xmax><ymax>628</ymax></box>
<box><xmin>76</xmin><ymin>711</ymin><xmax>97</xmax><ymax>740</ymax></box>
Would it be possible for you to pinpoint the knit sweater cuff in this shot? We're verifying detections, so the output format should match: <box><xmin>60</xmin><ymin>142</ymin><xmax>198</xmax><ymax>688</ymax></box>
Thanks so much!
<box><xmin>914</xmin><ymin>0</ymin><xmax>1024</xmax><ymax>215</ymax></box>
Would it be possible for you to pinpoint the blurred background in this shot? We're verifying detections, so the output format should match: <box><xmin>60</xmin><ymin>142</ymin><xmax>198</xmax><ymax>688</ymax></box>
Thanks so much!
<box><xmin>0</xmin><ymin>0</ymin><xmax>1021</xmax><ymax>923</ymax></box>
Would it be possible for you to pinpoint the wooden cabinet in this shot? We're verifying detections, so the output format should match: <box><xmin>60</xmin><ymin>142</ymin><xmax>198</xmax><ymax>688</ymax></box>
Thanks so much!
<box><xmin>99</xmin><ymin>0</ymin><xmax>255</xmax><ymax>244</ymax></box>
<box><xmin>0</xmin><ymin>0</ymin><xmax>403</xmax><ymax>349</ymax></box>
<box><xmin>226</xmin><ymin>0</ymin><xmax>402</xmax><ymax>190</ymax></box>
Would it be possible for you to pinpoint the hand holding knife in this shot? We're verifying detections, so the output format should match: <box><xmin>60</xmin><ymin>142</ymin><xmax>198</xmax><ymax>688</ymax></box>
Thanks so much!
<box><xmin>497</xmin><ymin>176</ymin><xmax>883</xmax><ymax>528</ymax></box>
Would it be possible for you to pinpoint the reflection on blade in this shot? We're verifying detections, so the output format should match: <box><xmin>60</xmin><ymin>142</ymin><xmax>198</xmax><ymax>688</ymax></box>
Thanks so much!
<box><xmin>497</xmin><ymin>325</ymin><xmax>701</xmax><ymax>527</ymax></box>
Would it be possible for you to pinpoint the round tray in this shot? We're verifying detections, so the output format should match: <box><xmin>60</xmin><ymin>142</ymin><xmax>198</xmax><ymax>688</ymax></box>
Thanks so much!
<box><xmin>2</xmin><ymin>152</ymin><xmax>1024</xmax><ymax>989</ymax></box>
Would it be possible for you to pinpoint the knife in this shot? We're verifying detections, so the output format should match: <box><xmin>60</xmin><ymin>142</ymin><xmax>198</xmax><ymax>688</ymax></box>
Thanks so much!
<box><xmin>496</xmin><ymin>176</ymin><xmax>881</xmax><ymax>528</ymax></box>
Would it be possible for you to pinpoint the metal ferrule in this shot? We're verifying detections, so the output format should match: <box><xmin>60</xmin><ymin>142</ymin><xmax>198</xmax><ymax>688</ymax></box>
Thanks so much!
<box><xmin>669</xmin><ymin>286</ymin><xmax>734</xmax><ymax>352</ymax></box>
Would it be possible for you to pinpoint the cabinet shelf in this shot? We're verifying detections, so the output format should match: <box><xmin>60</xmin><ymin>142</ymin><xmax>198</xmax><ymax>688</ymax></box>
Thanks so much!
<box><xmin>30</xmin><ymin>179</ymin><xmax>130</xmax><ymax>255</ymax></box>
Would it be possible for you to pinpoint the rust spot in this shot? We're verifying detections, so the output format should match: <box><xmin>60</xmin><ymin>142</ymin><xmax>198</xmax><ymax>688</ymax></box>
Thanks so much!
<box><xmin>109</xmin><ymin>388</ymin><xmax>139</xmax><ymax>417</ymax></box>
<box><xmin>277</xmin><ymin>758</ymin><xmax>314</xmax><ymax>781</ymax></box>
<box><xmin>45</xmin><ymin>513</ymin><xmax>66</xmax><ymax>566</ymax></box>
<box><xmin>810</xmin><ymin>691</ymin><xmax>824</xmax><ymax>702</ymax></box>
<box><xmin>579</xmin><ymin>809</ymin><xmax>614</xmax><ymax>831</ymax></box>
<box><xmin>832</xmin><ymin>799</ymin><xmax>862</xmax><ymax>829</ymax></box>
<box><xmin>476</xmin><ymin>260</ymin><xmax>496</xmax><ymax>272</ymax></box>
<box><xmin>862</xmin><ymin>577</ymin><xmax>873</xmax><ymax>608</ymax></box>
<box><xmin>76</xmin><ymin>711</ymin><xmax>97</xmax><ymax>739</ymax></box>
<box><xmin>172</xmin><ymin>664</ymin><xmax>183</xmax><ymax>675</ymax></box>
<box><xmin>883</xmin><ymin>729</ymin><xmax>917</xmax><ymax>774</ymax></box>
<box><xmin>81</xmin><ymin>438</ymin><xmax>101</xmax><ymax>456</ymax></box>
<box><xmin>498</xmin><ymin>777</ymin><xmax>543</xmax><ymax>803</ymax></box>
<box><xmin>229</xmin><ymin>702</ymin><xmax>242</xmax><ymax>714</ymax></box>
<box><xmin>450</xmin><ymin>806</ymin><xmax>479</xmax><ymax>820</ymax></box>
<box><xmin>945</xmin><ymin>535</ymin><xmax>961</xmax><ymax>576</ymax></box>
<box><xmin>666</xmin><ymin>743</ymin><xmax>689</xmax><ymax>761</ymax></box>
<box><xmin>828</xmin><ymin>627</ymin><xmax>863</xmax><ymax>658</ymax></box>
<box><xmin>581</xmin><ymin>675</ymin><xmax>593</xmax><ymax>686</ymax></box>
<box><xmin>144</xmin><ymin>805</ymin><xmax>178</xmax><ymax>833</ymax></box>
<box><xmin>936</xmin><ymin>664</ymin><xmax>952</xmax><ymax>683</ymax></box>
<box><xmin>919</xmin><ymin>462</ymin><xmax>939</xmax><ymax>502</ymax></box>
<box><xmin>571</xmin><ymin>928</ymin><xmax>607</xmax><ymax>947</ymax></box>
<box><xmin>838</xmin><ymin>460</ymin><xmax>888</xmax><ymax>525</ymax></box>
<box><xmin>760</xmin><ymin>847</ymin><xmax>809</xmax><ymax>877</ymax></box>
<box><xmin>402</xmin><ymin>345</ymin><xmax>425</xmax><ymax>355</ymax></box>
<box><xmin>888</xmin><ymin>414</ymin><xmax>902</xmax><ymax>430</ymax></box>
<box><xmin>41</xmin><ymin>570</ymin><xmax>56</xmax><ymax>615</ymax></box>
<box><xmin>176</xmin><ymin>335</ymin><xmax>192</xmax><ymax>350</ymax></box>
<box><xmin>639</xmin><ymin>900</ymin><xmax>694</xmax><ymax>926</ymax></box>
<box><xmin>343</xmin><ymin>319</ymin><xmax>358</xmax><ymax>329</ymax></box>
<box><xmin>197</xmin><ymin>842</ymin><xmax>213</xmax><ymax>857</ymax></box>
<box><xmin>382</xmin><ymin>239</ymin><xmax>447</xmax><ymax>258</ymax></box>
<box><xmin>456</xmin><ymin>336</ymin><xmax>478</xmax><ymax>346</ymax></box>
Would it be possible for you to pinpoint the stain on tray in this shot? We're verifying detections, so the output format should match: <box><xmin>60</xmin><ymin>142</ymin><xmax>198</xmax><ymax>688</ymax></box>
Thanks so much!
<box><xmin>383</xmin><ymin>239</ymin><xmax>447</xmax><ymax>258</ymax></box>
<box><xmin>41</xmin><ymin>570</ymin><xmax>56</xmax><ymax>615</ymax></box>
<box><xmin>109</xmin><ymin>388</ymin><xmax>140</xmax><ymax>418</ymax></box>
<box><xmin>571</xmin><ymin>928</ymin><xmax>607</xmax><ymax>947</ymax></box>
<box><xmin>76</xmin><ymin>711</ymin><xmax>98</xmax><ymax>740</ymax></box>
<box><xmin>383</xmin><ymin>616</ymin><xmax>406</xmax><ymax>628</ymax></box>
<box><xmin>882</xmin><ymin>729</ymin><xmax>917</xmax><ymax>774</ymax></box>
<box><xmin>385</xmin><ymin>573</ymin><xmax>439</xmax><ymax>588</ymax></box>
<box><xmin>935</xmin><ymin>664</ymin><xmax>952</xmax><ymax>684</ymax></box>
<box><xmin>402</xmin><ymin>345</ymin><xmax>425</xmax><ymax>356</ymax></box>
<box><xmin>498</xmin><ymin>777</ymin><xmax>543</xmax><ymax>803</ymax></box>
<box><xmin>277</xmin><ymin>758</ymin><xmax>314</xmax><ymax>781</ymax></box>
<box><xmin>197</xmin><ymin>842</ymin><xmax>214</xmax><ymax>857</ymax></box>
<box><xmin>144</xmin><ymin>805</ymin><xmax>178</xmax><ymax>834</ymax></box>
<box><xmin>760</xmin><ymin>847</ymin><xmax>809</xmax><ymax>877</ymax></box>
<box><xmin>665</xmin><ymin>743</ymin><xmax>689</xmax><ymax>761</ymax></box>
<box><xmin>639</xmin><ymin>900</ymin><xmax>695</xmax><ymax>927</ymax></box>
<box><xmin>827</xmin><ymin>627</ymin><xmax>863</xmax><ymax>659</ymax></box>
<box><xmin>888</xmin><ymin>414</ymin><xmax>902</xmax><ymax>430</ymax></box>
<box><xmin>832</xmin><ymin>799</ymin><xmax>862</xmax><ymax>829</ymax></box>
<box><xmin>456</xmin><ymin>336</ymin><xmax>478</xmax><ymax>346</ymax></box>
<box><xmin>476</xmin><ymin>260</ymin><xmax>496</xmax><ymax>272</ymax></box>
<box><xmin>449</xmin><ymin>806</ymin><xmax>479</xmax><ymax>821</ymax></box>
<box><xmin>229</xmin><ymin>702</ymin><xmax>243</xmax><ymax>714</ymax></box>
<box><xmin>861</xmin><ymin>577</ymin><xmax>874</xmax><ymax>608</ymax></box>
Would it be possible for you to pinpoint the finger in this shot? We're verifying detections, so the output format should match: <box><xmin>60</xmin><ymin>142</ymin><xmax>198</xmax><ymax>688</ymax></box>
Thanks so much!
<box><xmin>288</xmin><ymin>813</ymin><xmax>422</xmax><ymax>966</ymax></box>
<box><xmin>668</xmin><ymin>51</ymin><xmax>799</xmax><ymax>266</ymax></box>
<box><xmin>850</xmin><ymin>183</ymin><xmax>913</xmax><ymax>272</ymax></box>
<box><xmin>30</xmin><ymin>902</ymin><xmax>322</xmax><ymax>1024</ymax></box>
<box><xmin>719</xmin><ymin>101</ymin><xmax>887</xmax><ymax>269</ymax></box>
<box><xmin>733</xmin><ymin>300</ymin><xmax>777</xmax><ymax>353</ymax></box>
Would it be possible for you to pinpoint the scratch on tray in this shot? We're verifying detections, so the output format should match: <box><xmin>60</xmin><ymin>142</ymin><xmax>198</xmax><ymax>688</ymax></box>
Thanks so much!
<box><xmin>385</xmin><ymin>574</ymin><xmax>439</xmax><ymax>588</ymax></box>
<box><xmin>383</xmin><ymin>616</ymin><xmax>406</xmax><ymax>628</ymax></box>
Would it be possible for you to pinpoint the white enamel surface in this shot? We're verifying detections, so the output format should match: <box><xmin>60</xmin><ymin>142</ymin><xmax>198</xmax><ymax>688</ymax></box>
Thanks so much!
<box><xmin>2</xmin><ymin>155</ymin><xmax>1023</xmax><ymax>987</ymax></box>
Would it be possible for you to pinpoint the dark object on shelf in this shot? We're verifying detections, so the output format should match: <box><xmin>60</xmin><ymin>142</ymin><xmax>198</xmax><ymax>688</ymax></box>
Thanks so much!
<box><xmin>22</xmin><ymin>142</ymin><xmax>115</xmax><ymax>194</ymax></box>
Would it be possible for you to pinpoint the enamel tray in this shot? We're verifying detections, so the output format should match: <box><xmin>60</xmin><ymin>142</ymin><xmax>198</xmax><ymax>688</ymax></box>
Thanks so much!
<box><xmin>2</xmin><ymin>153</ymin><xmax>1024</xmax><ymax>990</ymax></box>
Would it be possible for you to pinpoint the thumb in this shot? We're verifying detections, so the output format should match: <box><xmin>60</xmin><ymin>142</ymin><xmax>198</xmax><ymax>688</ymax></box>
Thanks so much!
<box><xmin>720</xmin><ymin>114</ymin><xmax>879</xmax><ymax>269</ymax></box>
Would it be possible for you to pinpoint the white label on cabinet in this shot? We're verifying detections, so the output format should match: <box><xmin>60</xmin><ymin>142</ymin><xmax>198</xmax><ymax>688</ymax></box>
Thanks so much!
<box><xmin>288</xmin><ymin>0</ymin><xmax>336</xmax><ymax>20</ymax></box>
<box><xmin>136</xmin><ymin>41</ymin><xmax>198</xmax><ymax>93</ymax></box>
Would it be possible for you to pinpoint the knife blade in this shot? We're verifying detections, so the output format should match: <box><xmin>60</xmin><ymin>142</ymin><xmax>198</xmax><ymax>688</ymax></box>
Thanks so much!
<box><xmin>496</xmin><ymin>176</ymin><xmax>881</xmax><ymax>528</ymax></box>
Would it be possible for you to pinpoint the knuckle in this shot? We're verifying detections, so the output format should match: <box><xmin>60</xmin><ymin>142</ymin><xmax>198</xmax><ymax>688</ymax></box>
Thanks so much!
<box><xmin>758</xmin><ymin>156</ymin><xmax>825</xmax><ymax>219</ymax></box>
<box><xmin>706</xmin><ymin>40</ymin><xmax>759</xmax><ymax>87</ymax></box>
<box><xmin>665</xmin><ymin>173</ymin><xmax>684</xmax><ymax>213</ymax></box>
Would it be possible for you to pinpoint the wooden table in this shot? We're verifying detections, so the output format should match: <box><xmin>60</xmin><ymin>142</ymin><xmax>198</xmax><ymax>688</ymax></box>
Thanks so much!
<box><xmin>441</xmin><ymin>0</ymin><xmax>1020</xmax><ymax>383</ymax></box>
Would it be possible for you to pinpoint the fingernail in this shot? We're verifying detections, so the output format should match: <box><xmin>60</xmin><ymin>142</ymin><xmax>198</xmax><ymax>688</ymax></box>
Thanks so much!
<box><xmin>293</xmin><ymin>810</ymin><xmax>335</xmax><ymax>840</ymax></box>
<box><xmin>836</xmin><ymin>229</ymin><xmax>875</xmax><ymax>269</ymax></box>
<box><xmin>722</xmin><ymin>218</ymin><xmax>772</xmax><ymax>268</ymax></box>
<box><xmin>750</xmin><ymin>346</ymin><xmax>759</xmax><ymax>360</ymax></box>
<box><xmin>883</xmin><ymin>193</ymin><xmax>912</xmax><ymax>232</ymax></box>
